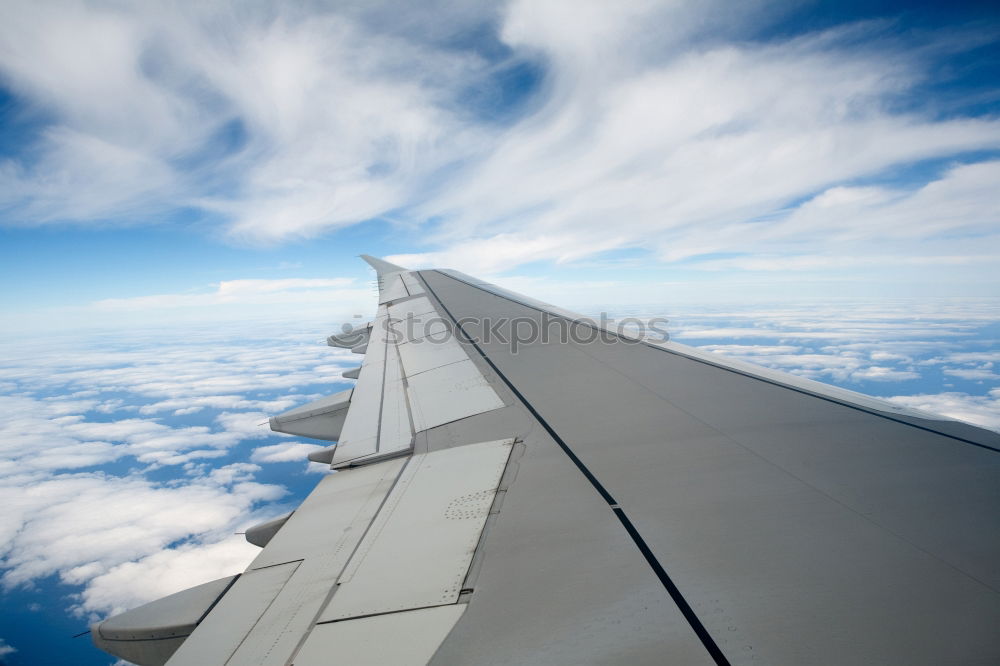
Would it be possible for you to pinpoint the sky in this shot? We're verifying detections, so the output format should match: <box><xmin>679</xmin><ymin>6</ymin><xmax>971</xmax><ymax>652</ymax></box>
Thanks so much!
<box><xmin>0</xmin><ymin>1</ymin><xmax>998</xmax><ymax>664</ymax></box>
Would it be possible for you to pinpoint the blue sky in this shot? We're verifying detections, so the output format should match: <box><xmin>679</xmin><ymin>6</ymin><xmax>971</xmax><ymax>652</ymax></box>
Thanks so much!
<box><xmin>0</xmin><ymin>1</ymin><xmax>998</xmax><ymax>664</ymax></box>
<box><xmin>0</xmin><ymin>0</ymin><xmax>998</xmax><ymax>323</ymax></box>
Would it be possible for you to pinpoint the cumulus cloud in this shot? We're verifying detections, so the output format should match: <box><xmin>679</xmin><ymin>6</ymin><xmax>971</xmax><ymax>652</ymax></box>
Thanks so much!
<box><xmin>887</xmin><ymin>390</ymin><xmax>1000</xmax><ymax>431</ymax></box>
<box><xmin>0</xmin><ymin>394</ymin><xmax>258</xmax><ymax>474</ymax></box>
<box><xmin>0</xmin><ymin>465</ymin><xmax>284</xmax><ymax>593</ymax></box>
<box><xmin>251</xmin><ymin>442</ymin><xmax>327</xmax><ymax>464</ymax></box>
<box><xmin>942</xmin><ymin>367</ymin><xmax>1000</xmax><ymax>381</ymax></box>
<box><xmin>851</xmin><ymin>366</ymin><xmax>921</xmax><ymax>382</ymax></box>
<box><xmin>0</xmin><ymin>329</ymin><xmax>354</xmax><ymax>403</ymax></box>
<box><xmin>138</xmin><ymin>395</ymin><xmax>300</xmax><ymax>417</ymax></box>
<box><xmin>0</xmin><ymin>325</ymin><xmax>349</xmax><ymax>618</ymax></box>
<box><xmin>77</xmin><ymin>534</ymin><xmax>262</xmax><ymax>617</ymax></box>
<box><xmin>0</xmin><ymin>638</ymin><xmax>15</xmax><ymax>657</ymax></box>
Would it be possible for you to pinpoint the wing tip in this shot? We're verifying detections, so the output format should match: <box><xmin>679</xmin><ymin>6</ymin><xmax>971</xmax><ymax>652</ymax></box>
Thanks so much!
<box><xmin>360</xmin><ymin>254</ymin><xmax>409</xmax><ymax>277</ymax></box>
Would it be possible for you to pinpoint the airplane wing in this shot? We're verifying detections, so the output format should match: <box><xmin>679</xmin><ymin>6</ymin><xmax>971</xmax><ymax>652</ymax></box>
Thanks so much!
<box><xmin>92</xmin><ymin>256</ymin><xmax>1000</xmax><ymax>665</ymax></box>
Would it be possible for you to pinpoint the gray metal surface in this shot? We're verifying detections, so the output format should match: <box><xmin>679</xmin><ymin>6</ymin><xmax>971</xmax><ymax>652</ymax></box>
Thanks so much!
<box><xmin>246</xmin><ymin>458</ymin><xmax>405</xmax><ymax>571</ymax></box>
<box><xmin>166</xmin><ymin>561</ymin><xmax>299</xmax><ymax>665</ymax></box>
<box><xmin>244</xmin><ymin>513</ymin><xmax>291</xmax><ymax>548</ymax></box>
<box><xmin>96</xmin><ymin>574</ymin><xmax>236</xmax><ymax>640</ymax></box>
<box><xmin>268</xmin><ymin>388</ymin><xmax>352</xmax><ymax>440</ymax></box>
<box><xmin>92</xmin><ymin>574</ymin><xmax>238</xmax><ymax>664</ymax></box>
<box><xmin>298</xmin><ymin>606</ymin><xmax>466</xmax><ymax>666</ymax></box>
<box><xmin>226</xmin><ymin>460</ymin><xmax>407</xmax><ymax>665</ymax></box>
<box><xmin>427</xmin><ymin>422</ymin><xmax>717</xmax><ymax>665</ymax></box>
<box><xmin>319</xmin><ymin>440</ymin><xmax>512</xmax><ymax>621</ymax></box>
<box><xmin>421</xmin><ymin>269</ymin><xmax>1000</xmax><ymax>665</ymax></box>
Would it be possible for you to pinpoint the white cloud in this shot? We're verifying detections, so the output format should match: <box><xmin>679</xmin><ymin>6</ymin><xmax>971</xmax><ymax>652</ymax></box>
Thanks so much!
<box><xmin>0</xmin><ymin>330</ymin><xmax>354</xmax><ymax>403</ymax></box>
<box><xmin>768</xmin><ymin>162</ymin><xmax>1000</xmax><ymax>244</ymax></box>
<box><xmin>942</xmin><ymin>367</ymin><xmax>1000</xmax><ymax>381</ymax></box>
<box><xmin>690</xmin><ymin>251</ymin><xmax>1000</xmax><ymax>273</ymax></box>
<box><xmin>138</xmin><ymin>395</ymin><xmax>300</xmax><ymax>417</ymax></box>
<box><xmin>944</xmin><ymin>352</ymin><xmax>1000</xmax><ymax>363</ymax></box>
<box><xmin>0</xmin><ymin>638</ymin><xmax>15</xmax><ymax>657</ymax></box>
<box><xmin>851</xmin><ymin>366</ymin><xmax>921</xmax><ymax>382</ymax></box>
<box><xmin>411</xmin><ymin>6</ymin><xmax>1000</xmax><ymax>271</ymax></box>
<box><xmin>887</xmin><ymin>390</ymin><xmax>1000</xmax><ymax>431</ymax></box>
<box><xmin>0</xmin><ymin>1</ymin><xmax>489</xmax><ymax>238</ymax></box>
<box><xmin>76</xmin><ymin>535</ymin><xmax>263</xmax><ymax>617</ymax></box>
<box><xmin>680</xmin><ymin>302</ymin><xmax>996</xmax><ymax>386</ymax></box>
<box><xmin>92</xmin><ymin>278</ymin><xmax>360</xmax><ymax>311</ymax></box>
<box><xmin>0</xmin><ymin>1</ymin><xmax>997</xmax><ymax>283</ymax></box>
<box><xmin>701</xmin><ymin>344</ymin><xmax>924</xmax><ymax>383</ymax></box>
<box><xmin>870</xmin><ymin>351</ymin><xmax>912</xmax><ymax>363</ymax></box>
<box><xmin>0</xmin><ymin>326</ymin><xmax>351</xmax><ymax>620</ymax></box>
<box><xmin>387</xmin><ymin>232</ymin><xmax>626</xmax><ymax>275</ymax></box>
<box><xmin>251</xmin><ymin>442</ymin><xmax>326</xmax><ymax>464</ymax></box>
<box><xmin>214</xmin><ymin>412</ymin><xmax>278</xmax><ymax>441</ymax></box>
<box><xmin>0</xmin><ymin>394</ymin><xmax>269</xmax><ymax>475</ymax></box>
<box><xmin>0</xmin><ymin>466</ymin><xmax>285</xmax><ymax>593</ymax></box>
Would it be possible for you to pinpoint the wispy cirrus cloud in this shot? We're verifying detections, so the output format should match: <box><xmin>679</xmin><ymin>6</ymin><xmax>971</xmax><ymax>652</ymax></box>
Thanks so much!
<box><xmin>0</xmin><ymin>1</ymin><xmax>997</xmax><ymax>282</ymax></box>
<box><xmin>0</xmin><ymin>0</ymin><xmax>493</xmax><ymax>237</ymax></box>
<box><xmin>394</xmin><ymin>4</ymin><xmax>1000</xmax><ymax>274</ymax></box>
<box><xmin>91</xmin><ymin>277</ymin><xmax>363</xmax><ymax>311</ymax></box>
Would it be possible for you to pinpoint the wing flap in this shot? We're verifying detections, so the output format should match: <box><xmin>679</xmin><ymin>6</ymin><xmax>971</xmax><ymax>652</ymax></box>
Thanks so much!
<box><xmin>378</xmin><ymin>273</ymin><xmax>409</xmax><ymax>304</ymax></box>
<box><xmin>397</xmin><ymin>336</ymin><xmax>469</xmax><ymax>377</ymax></box>
<box><xmin>319</xmin><ymin>439</ymin><xmax>513</xmax><ymax>621</ymax></box>
<box><xmin>388</xmin><ymin>295</ymin><xmax>438</xmax><ymax>320</ymax></box>
<box><xmin>332</xmin><ymin>337</ymin><xmax>387</xmax><ymax>462</ymax></box>
<box><xmin>222</xmin><ymin>459</ymin><xmax>407</xmax><ymax>665</ymax></box>
<box><xmin>247</xmin><ymin>459</ymin><xmax>406</xmax><ymax>570</ymax></box>
<box><xmin>375</xmin><ymin>341</ymin><xmax>413</xmax><ymax>455</ymax></box>
<box><xmin>294</xmin><ymin>606</ymin><xmax>466</xmax><ymax>666</ymax></box>
<box><xmin>405</xmin><ymin>359</ymin><xmax>505</xmax><ymax>432</ymax></box>
<box><xmin>166</xmin><ymin>562</ymin><xmax>299</xmax><ymax>666</ymax></box>
<box><xmin>400</xmin><ymin>272</ymin><xmax>426</xmax><ymax>296</ymax></box>
<box><xmin>165</xmin><ymin>459</ymin><xmax>407</xmax><ymax>665</ymax></box>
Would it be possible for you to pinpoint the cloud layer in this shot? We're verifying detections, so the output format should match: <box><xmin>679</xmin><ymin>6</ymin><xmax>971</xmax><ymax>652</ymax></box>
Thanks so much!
<box><xmin>0</xmin><ymin>324</ymin><xmax>354</xmax><ymax>618</ymax></box>
<box><xmin>663</xmin><ymin>299</ymin><xmax>1000</xmax><ymax>430</ymax></box>
<box><xmin>0</xmin><ymin>296</ymin><xmax>996</xmax><ymax>666</ymax></box>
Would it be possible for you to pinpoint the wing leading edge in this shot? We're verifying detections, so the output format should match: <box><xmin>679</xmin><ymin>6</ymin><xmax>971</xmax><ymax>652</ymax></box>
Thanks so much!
<box><xmin>92</xmin><ymin>256</ymin><xmax>1000</xmax><ymax>666</ymax></box>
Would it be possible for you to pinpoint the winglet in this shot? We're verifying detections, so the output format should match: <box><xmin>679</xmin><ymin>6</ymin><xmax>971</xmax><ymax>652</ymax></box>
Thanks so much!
<box><xmin>360</xmin><ymin>254</ymin><xmax>408</xmax><ymax>277</ymax></box>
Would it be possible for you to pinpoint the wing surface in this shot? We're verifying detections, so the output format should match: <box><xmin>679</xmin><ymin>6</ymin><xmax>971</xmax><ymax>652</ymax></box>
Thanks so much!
<box><xmin>92</xmin><ymin>257</ymin><xmax>1000</xmax><ymax>666</ymax></box>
